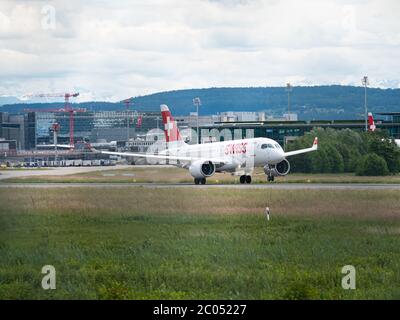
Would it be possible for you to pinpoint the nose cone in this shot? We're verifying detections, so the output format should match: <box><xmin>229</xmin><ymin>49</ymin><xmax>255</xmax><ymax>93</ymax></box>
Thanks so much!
<box><xmin>277</xmin><ymin>149</ymin><xmax>285</xmax><ymax>161</ymax></box>
<box><xmin>270</xmin><ymin>149</ymin><xmax>285</xmax><ymax>164</ymax></box>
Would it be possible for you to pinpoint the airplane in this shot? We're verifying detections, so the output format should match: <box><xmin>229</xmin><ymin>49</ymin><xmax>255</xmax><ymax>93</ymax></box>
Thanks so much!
<box><xmin>368</xmin><ymin>112</ymin><xmax>376</xmax><ymax>132</ymax></box>
<box><xmin>89</xmin><ymin>140</ymin><xmax>117</xmax><ymax>150</ymax></box>
<box><xmin>37</xmin><ymin>140</ymin><xmax>117</xmax><ymax>150</ymax></box>
<box><xmin>102</xmin><ymin>104</ymin><xmax>318</xmax><ymax>184</ymax></box>
<box><xmin>368</xmin><ymin>112</ymin><xmax>400</xmax><ymax>147</ymax></box>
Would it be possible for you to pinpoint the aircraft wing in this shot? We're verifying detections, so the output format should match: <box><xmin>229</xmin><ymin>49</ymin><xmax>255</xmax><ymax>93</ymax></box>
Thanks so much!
<box><xmin>37</xmin><ymin>144</ymin><xmax>74</xmax><ymax>149</ymax></box>
<box><xmin>284</xmin><ymin>137</ymin><xmax>318</xmax><ymax>157</ymax></box>
<box><xmin>101</xmin><ymin>151</ymin><xmax>228</xmax><ymax>164</ymax></box>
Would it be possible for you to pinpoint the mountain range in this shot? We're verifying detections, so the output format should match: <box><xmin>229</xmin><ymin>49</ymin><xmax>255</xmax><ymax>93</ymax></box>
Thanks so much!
<box><xmin>1</xmin><ymin>85</ymin><xmax>400</xmax><ymax>120</ymax></box>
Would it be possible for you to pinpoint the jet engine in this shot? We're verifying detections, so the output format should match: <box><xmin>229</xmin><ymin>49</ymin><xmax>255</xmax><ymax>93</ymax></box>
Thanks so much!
<box><xmin>264</xmin><ymin>159</ymin><xmax>290</xmax><ymax>176</ymax></box>
<box><xmin>189</xmin><ymin>160</ymin><xmax>216</xmax><ymax>179</ymax></box>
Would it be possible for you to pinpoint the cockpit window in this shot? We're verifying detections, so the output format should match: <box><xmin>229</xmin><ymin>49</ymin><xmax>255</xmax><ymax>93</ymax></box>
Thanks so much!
<box><xmin>261</xmin><ymin>143</ymin><xmax>274</xmax><ymax>149</ymax></box>
<box><xmin>275</xmin><ymin>143</ymin><xmax>281</xmax><ymax>149</ymax></box>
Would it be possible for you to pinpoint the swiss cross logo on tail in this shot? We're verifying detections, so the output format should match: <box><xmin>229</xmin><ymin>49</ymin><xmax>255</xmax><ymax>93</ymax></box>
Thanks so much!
<box><xmin>161</xmin><ymin>104</ymin><xmax>182</xmax><ymax>143</ymax></box>
<box><xmin>164</xmin><ymin>116</ymin><xmax>173</xmax><ymax>137</ymax></box>
<box><xmin>368</xmin><ymin>112</ymin><xmax>376</xmax><ymax>132</ymax></box>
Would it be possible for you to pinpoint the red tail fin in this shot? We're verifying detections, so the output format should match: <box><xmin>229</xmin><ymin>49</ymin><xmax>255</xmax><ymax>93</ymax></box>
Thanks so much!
<box><xmin>368</xmin><ymin>112</ymin><xmax>376</xmax><ymax>132</ymax></box>
<box><xmin>160</xmin><ymin>104</ymin><xmax>183</xmax><ymax>143</ymax></box>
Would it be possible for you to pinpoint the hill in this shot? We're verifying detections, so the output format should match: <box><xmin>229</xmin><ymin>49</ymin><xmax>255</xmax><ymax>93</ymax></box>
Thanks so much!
<box><xmin>1</xmin><ymin>85</ymin><xmax>400</xmax><ymax>120</ymax></box>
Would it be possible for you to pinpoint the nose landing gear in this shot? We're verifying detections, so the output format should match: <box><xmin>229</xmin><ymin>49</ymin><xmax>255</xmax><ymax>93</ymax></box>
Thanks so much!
<box><xmin>267</xmin><ymin>175</ymin><xmax>275</xmax><ymax>182</ymax></box>
<box><xmin>194</xmin><ymin>178</ymin><xmax>206</xmax><ymax>185</ymax></box>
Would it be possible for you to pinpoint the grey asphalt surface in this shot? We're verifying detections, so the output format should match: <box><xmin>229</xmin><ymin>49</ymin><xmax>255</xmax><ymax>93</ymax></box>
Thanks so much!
<box><xmin>0</xmin><ymin>165</ymin><xmax>170</xmax><ymax>180</ymax></box>
<box><xmin>1</xmin><ymin>182</ymin><xmax>400</xmax><ymax>189</ymax></box>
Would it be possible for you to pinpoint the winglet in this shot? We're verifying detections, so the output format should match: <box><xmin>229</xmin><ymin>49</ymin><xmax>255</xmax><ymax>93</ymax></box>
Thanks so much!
<box><xmin>313</xmin><ymin>137</ymin><xmax>318</xmax><ymax>149</ymax></box>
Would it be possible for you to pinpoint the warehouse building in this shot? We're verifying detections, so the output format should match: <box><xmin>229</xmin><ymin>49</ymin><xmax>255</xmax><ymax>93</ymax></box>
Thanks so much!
<box><xmin>1</xmin><ymin>110</ymin><xmax>400</xmax><ymax>152</ymax></box>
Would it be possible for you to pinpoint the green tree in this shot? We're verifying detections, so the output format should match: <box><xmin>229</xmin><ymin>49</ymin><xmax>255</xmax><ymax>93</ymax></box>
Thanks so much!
<box><xmin>356</xmin><ymin>153</ymin><xmax>389</xmax><ymax>176</ymax></box>
<box><xmin>285</xmin><ymin>128</ymin><xmax>400</xmax><ymax>175</ymax></box>
<box><xmin>367</xmin><ymin>133</ymin><xmax>400</xmax><ymax>174</ymax></box>
<box><xmin>326</xmin><ymin>144</ymin><xmax>344</xmax><ymax>173</ymax></box>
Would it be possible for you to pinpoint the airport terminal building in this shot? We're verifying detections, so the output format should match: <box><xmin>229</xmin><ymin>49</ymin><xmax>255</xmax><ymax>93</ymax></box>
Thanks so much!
<box><xmin>1</xmin><ymin>110</ymin><xmax>400</xmax><ymax>155</ymax></box>
<box><xmin>24</xmin><ymin>110</ymin><xmax>162</xmax><ymax>148</ymax></box>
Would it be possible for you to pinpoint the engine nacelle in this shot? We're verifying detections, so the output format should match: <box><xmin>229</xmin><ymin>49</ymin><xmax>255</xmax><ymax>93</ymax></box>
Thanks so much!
<box><xmin>264</xmin><ymin>159</ymin><xmax>290</xmax><ymax>177</ymax></box>
<box><xmin>189</xmin><ymin>160</ymin><xmax>216</xmax><ymax>179</ymax></box>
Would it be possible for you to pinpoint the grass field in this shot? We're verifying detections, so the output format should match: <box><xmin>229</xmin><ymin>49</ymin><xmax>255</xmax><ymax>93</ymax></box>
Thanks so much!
<box><xmin>2</xmin><ymin>166</ymin><xmax>400</xmax><ymax>184</ymax></box>
<box><xmin>1</xmin><ymin>187</ymin><xmax>400</xmax><ymax>299</ymax></box>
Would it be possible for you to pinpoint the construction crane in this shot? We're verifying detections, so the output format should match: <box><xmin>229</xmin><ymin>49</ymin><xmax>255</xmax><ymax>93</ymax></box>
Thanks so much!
<box><xmin>24</xmin><ymin>92</ymin><xmax>84</xmax><ymax>148</ymax></box>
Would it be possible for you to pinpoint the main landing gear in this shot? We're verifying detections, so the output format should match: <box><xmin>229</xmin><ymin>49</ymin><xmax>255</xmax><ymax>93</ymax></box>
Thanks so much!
<box><xmin>194</xmin><ymin>178</ymin><xmax>206</xmax><ymax>185</ymax></box>
<box><xmin>267</xmin><ymin>175</ymin><xmax>275</xmax><ymax>182</ymax></box>
<box><xmin>239</xmin><ymin>175</ymin><xmax>252</xmax><ymax>184</ymax></box>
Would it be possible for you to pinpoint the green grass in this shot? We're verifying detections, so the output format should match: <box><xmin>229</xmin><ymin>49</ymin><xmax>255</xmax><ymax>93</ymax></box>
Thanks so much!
<box><xmin>1</xmin><ymin>188</ymin><xmax>400</xmax><ymax>299</ymax></box>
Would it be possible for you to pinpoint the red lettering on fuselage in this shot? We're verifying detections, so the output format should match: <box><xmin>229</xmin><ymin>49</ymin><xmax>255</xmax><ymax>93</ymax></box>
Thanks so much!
<box><xmin>224</xmin><ymin>142</ymin><xmax>248</xmax><ymax>155</ymax></box>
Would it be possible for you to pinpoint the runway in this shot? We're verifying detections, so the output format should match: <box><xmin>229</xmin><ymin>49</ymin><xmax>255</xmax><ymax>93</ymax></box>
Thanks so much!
<box><xmin>0</xmin><ymin>165</ymin><xmax>137</xmax><ymax>181</ymax></box>
<box><xmin>1</xmin><ymin>182</ymin><xmax>400</xmax><ymax>190</ymax></box>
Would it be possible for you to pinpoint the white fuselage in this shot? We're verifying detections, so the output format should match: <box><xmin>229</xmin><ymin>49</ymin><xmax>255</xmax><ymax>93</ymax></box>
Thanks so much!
<box><xmin>161</xmin><ymin>137</ymin><xmax>285</xmax><ymax>172</ymax></box>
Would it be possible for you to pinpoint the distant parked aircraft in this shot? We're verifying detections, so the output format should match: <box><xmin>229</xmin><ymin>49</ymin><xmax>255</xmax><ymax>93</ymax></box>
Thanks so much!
<box><xmin>368</xmin><ymin>112</ymin><xmax>400</xmax><ymax>147</ymax></box>
<box><xmin>102</xmin><ymin>105</ymin><xmax>318</xmax><ymax>184</ymax></box>
<box><xmin>38</xmin><ymin>140</ymin><xmax>117</xmax><ymax>150</ymax></box>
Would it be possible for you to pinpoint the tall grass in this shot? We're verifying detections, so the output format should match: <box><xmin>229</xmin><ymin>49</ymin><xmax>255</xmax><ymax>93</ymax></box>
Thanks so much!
<box><xmin>1</xmin><ymin>188</ymin><xmax>399</xmax><ymax>299</ymax></box>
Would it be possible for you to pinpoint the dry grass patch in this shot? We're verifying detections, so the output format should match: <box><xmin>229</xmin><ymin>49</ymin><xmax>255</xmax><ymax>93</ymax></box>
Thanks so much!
<box><xmin>1</xmin><ymin>187</ymin><xmax>399</xmax><ymax>219</ymax></box>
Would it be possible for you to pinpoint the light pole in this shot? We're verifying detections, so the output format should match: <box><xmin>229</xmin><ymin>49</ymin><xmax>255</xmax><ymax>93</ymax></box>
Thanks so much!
<box><xmin>52</xmin><ymin>122</ymin><xmax>60</xmax><ymax>162</ymax></box>
<box><xmin>286</xmin><ymin>83</ymin><xmax>292</xmax><ymax>119</ymax></box>
<box><xmin>362</xmin><ymin>76</ymin><xmax>369</xmax><ymax>131</ymax></box>
<box><xmin>122</xmin><ymin>98</ymin><xmax>133</xmax><ymax>142</ymax></box>
<box><xmin>155</xmin><ymin>116</ymin><xmax>161</xmax><ymax>131</ymax></box>
<box><xmin>193</xmin><ymin>97</ymin><xmax>201</xmax><ymax>143</ymax></box>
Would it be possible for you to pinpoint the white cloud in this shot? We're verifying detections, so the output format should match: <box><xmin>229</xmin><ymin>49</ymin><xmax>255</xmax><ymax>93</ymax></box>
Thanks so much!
<box><xmin>0</xmin><ymin>0</ymin><xmax>399</xmax><ymax>101</ymax></box>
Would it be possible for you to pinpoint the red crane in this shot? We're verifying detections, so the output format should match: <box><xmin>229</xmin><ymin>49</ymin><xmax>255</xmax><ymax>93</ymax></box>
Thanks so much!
<box><xmin>24</xmin><ymin>92</ymin><xmax>85</xmax><ymax>148</ymax></box>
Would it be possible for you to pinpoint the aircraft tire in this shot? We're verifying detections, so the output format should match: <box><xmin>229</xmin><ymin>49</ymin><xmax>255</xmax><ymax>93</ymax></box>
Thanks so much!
<box><xmin>240</xmin><ymin>175</ymin><xmax>246</xmax><ymax>184</ymax></box>
<box><xmin>245</xmin><ymin>175</ymin><xmax>252</xmax><ymax>184</ymax></box>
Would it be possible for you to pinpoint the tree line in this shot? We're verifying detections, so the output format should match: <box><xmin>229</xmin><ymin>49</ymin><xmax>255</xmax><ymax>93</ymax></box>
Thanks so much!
<box><xmin>286</xmin><ymin>128</ymin><xmax>400</xmax><ymax>176</ymax></box>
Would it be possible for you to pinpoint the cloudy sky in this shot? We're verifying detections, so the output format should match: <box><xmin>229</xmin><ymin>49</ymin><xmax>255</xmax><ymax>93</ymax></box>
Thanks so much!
<box><xmin>0</xmin><ymin>0</ymin><xmax>399</xmax><ymax>102</ymax></box>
